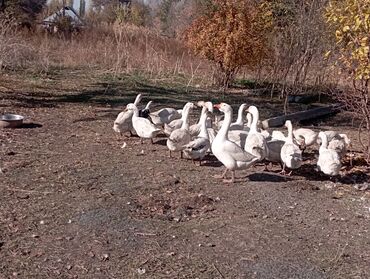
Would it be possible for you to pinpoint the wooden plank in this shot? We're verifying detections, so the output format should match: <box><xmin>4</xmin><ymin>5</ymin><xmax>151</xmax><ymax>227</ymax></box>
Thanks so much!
<box><xmin>262</xmin><ymin>104</ymin><xmax>341</xmax><ymax>128</ymax></box>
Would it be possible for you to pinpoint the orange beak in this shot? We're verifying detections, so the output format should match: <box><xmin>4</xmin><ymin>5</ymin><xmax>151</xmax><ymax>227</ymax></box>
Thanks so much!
<box><xmin>214</xmin><ymin>103</ymin><xmax>221</xmax><ymax>109</ymax></box>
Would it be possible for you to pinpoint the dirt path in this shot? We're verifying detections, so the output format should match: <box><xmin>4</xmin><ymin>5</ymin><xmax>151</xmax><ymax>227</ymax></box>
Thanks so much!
<box><xmin>0</xmin><ymin>72</ymin><xmax>369</xmax><ymax>278</ymax></box>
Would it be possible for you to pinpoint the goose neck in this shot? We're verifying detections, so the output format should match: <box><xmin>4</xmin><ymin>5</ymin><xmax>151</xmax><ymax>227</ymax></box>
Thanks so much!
<box><xmin>181</xmin><ymin>106</ymin><xmax>190</xmax><ymax>129</ymax></box>
<box><xmin>235</xmin><ymin>105</ymin><xmax>245</xmax><ymax>125</ymax></box>
<box><xmin>218</xmin><ymin>109</ymin><xmax>232</xmax><ymax>140</ymax></box>
<box><xmin>199</xmin><ymin>112</ymin><xmax>209</xmax><ymax>138</ymax></box>
<box><xmin>286</xmin><ymin>122</ymin><xmax>294</xmax><ymax>143</ymax></box>
<box><xmin>250</xmin><ymin>110</ymin><xmax>259</xmax><ymax>133</ymax></box>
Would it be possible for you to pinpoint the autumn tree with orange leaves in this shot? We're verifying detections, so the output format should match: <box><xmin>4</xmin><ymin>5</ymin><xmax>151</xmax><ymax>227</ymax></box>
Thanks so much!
<box><xmin>184</xmin><ymin>0</ymin><xmax>272</xmax><ymax>88</ymax></box>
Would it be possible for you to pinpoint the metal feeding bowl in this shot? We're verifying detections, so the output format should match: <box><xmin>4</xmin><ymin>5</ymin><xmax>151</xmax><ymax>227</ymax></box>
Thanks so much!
<box><xmin>0</xmin><ymin>114</ymin><xmax>24</xmax><ymax>128</ymax></box>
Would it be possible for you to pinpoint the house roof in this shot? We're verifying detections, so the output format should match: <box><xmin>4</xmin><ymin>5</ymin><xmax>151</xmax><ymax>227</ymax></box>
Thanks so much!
<box><xmin>43</xmin><ymin>6</ymin><xmax>84</xmax><ymax>26</ymax></box>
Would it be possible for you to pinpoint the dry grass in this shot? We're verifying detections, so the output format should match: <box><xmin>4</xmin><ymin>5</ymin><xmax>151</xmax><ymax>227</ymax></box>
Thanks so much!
<box><xmin>0</xmin><ymin>21</ymin><xmax>214</xmax><ymax>86</ymax></box>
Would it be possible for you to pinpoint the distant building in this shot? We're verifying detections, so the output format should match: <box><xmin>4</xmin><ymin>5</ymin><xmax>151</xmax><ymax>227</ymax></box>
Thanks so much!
<box><xmin>42</xmin><ymin>6</ymin><xmax>84</xmax><ymax>32</ymax></box>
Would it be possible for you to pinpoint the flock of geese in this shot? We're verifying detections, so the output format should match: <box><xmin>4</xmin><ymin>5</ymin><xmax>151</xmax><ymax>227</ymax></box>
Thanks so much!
<box><xmin>113</xmin><ymin>94</ymin><xmax>351</xmax><ymax>183</ymax></box>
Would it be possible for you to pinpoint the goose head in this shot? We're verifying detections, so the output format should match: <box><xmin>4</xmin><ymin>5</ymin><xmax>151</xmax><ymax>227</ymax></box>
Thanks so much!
<box><xmin>205</xmin><ymin>101</ymin><xmax>214</xmax><ymax>114</ymax></box>
<box><xmin>339</xmin><ymin>133</ymin><xmax>351</xmax><ymax>147</ymax></box>
<box><xmin>133</xmin><ymin>94</ymin><xmax>142</xmax><ymax>106</ymax></box>
<box><xmin>184</xmin><ymin>102</ymin><xmax>195</xmax><ymax>110</ymax></box>
<box><xmin>214</xmin><ymin>103</ymin><xmax>232</xmax><ymax>114</ymax></box>
<box><xmin>284</xmin><ymin>120</ymin><xmax>292</xmax><ymax>129</ymax></box>
<box><xmin>126</xmin><ymin>103</ymin><xmax>137</xmax><ymax>111</ymax></box>
<box><xmin>318</xmin><ymin>131</ymin><xmax>328</xmax><ymax>146</ymax></box>
<box><xmin>248</xmin><ymin>106</ymin><xmax>258</xmax><ymax>116</ymax></box>
<box><xmin>239</xmin><ymin>103</ymin><xmax>248</xmax><ymax>111</ymax></box>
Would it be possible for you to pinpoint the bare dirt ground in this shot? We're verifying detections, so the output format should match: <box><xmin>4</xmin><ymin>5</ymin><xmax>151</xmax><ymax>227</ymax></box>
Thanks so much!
<box><xmin>0</xmin><ymin>70</ymin><xmax>369</xmax><ymax>279</ymax></box>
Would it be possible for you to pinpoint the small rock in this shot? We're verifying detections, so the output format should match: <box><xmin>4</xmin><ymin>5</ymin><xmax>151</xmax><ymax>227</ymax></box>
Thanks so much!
<box><xmin>66</xmin><ymin>264</ymin><xmax>72</xmax><ymax>270</ymax></box>
<box><xmin>173</xmin><ymin>216</ymin><xmax>182</xmax><ymax>223</ymax></box>
<box><xmin>102</xmin><ymin>253</ymin><xmax>109</xmax><ymax>261</ymax></box>
<box><xmin>354</xmin><ymin>183</ymin><xmax>369</xmax><ymax>191</ymax></box>
<box><xmin>262</xmin><ymin>215</ymin><xmax>268</xmax><ymax>219</ymax></box>
<box><xmin>88</xmin><ymin>251</ymin><xmax>95</xmax><ymax>258</ymax></box>
<box><xmin>121</xmin><ymin>142</ymin><xmax>127</xmax><ymax>149</ymax></box>
<box><xmin>137</xmin><ymin>267</ymin><xmax>146</xmax><ymax>275</ymax></box>
<box><xmin>39</xmin><ymin>220</ymin><xmax>45</xmax><ymax>225</ymax></box>
<box><xmin>31</xmin><ymin>234</ymin><xmax>39</xmax><ymax>238</ymax></box>
<box><xmin>206</xmin><ymin>243</ymin><xmax>215</xmax><ymax>247</ymax></box>
<box><xmin>167</xmin><ymin>252</ymin><xmax>176</xmax><ymax>256</ymax></box>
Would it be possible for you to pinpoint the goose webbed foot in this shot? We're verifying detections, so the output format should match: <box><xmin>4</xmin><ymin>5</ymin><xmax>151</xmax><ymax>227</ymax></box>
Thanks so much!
<box><xmin>279</xmin><ymin>164</ymin><xmax>287</xmax><ymax>175</ymax></box>
<box><xmin>222</xmin><ymin>171</ymin><xmax>235</xmax><ymax>183</ymax></box>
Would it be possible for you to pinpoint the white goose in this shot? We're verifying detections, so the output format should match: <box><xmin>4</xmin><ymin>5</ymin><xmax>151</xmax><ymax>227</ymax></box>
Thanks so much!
<box><xmin>217</xmin><ymin>103</ymin><xmax>247</xmax><ymax>131</ymax></box>
<box><xmin>212</xmin><ymin>103</ymin><xmax>258</xmax><ymax>183</ymax></box>
<box><xmin>183</xmin><ymin>110</ymin><xmax>211</xmax><ymax>165</ymax></box>
<box><xmin>189</xmin><ymin>101</ymin><xmax>214</xmax><ymax>137</ymax></box>
<box><xmin>150</xmin><ymin>107</ymin><xmax>182</xmax><ymax>126</ymax></box>
<box><xmin>126</xmin><ymin>103</ymin><xmax>161</xmax><ymax>143</ymax></box>
<box><xmin>280</xmin><ymin>120</ymin><xmax>302</xmax><ymax>175</ymax></box>
<box><xmin>166</xmin><ymin>102</ymin><xmax>195</xmax><ymax>157</ymax></box>
<box><xmin>317</xmin><ymin>132</ymin><xmax>341</xmax><ymax>176</ymax></box>
<box><xmin>328</xmin><ymin>133</ymin><xmax>351</xmax><ymax>158</ymax></box>
<box><xmin>293</xmin><ymin>128</ymin><xmax>318</xmax><ymax>150</ymax></box>
<box><xmin>164</xmin><ymin>102</ymin><xmax>194</xmax><ymax>136</ymax></box>
<box><xmin>244</xmin><ymin>106</ymin><xmax>268</xmax><ymax>161</ymax></box>
<box><xmin>113</xmin><ymin>94</ymin><xmax>142</xmax><ymax>136</ymax></box>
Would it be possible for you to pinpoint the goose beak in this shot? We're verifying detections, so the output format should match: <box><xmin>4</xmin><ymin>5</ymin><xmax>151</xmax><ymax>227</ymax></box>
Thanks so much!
<box><xmin>214</xmin><ymin>104</ymin><xmax>221</xmax><ymax>109</ymax></box>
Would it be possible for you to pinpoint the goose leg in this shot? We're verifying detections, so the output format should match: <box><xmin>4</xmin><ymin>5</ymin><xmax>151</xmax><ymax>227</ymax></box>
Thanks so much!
<box><xmin>169</xmin><ymin>150</ymin><xmax>172</xmax><ymax>158</ymax></box>
<box><xmin>223</xmin><ymin>171</ymin><xmax>235</xmax><ymax>183</ymax></box>
<box><xmin>180</xmin><ymin>152</ymin><xmax>183</xmax><ymax>159</ymax></box>
<box><xmin>140</xmin><ymin>138</ymin><xmax>144</xmax><ymax>144</ymax></box>
<box><xmin>213</xmin><ymin>168</ymin><xmax>228</xmax><ymax>179</ymax></box>
<box><xmin>280</xmin><ymin>163</ymin><xmax>286</xmax><ymax>175</ymax></box>
<box><xmin>129</xmin><ymin>130</ymin><xmax>134</xmax><ymax>137</ymax></box>
<box><xmin>151</xmin><ymin>138</ymin><xmax>154</xmax><ymax>144</ymax></box>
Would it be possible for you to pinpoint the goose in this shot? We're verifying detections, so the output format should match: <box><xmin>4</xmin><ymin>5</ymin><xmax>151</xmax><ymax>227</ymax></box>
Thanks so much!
<box><xmin>183</xmin><ymin>110</ymin><xmax>211</xmax><ymax>165</ymax></box>
<box><xmin>126</xmin><ymin>103</ymin><xmax>161</xmax><ymax>143</ymax></box>
<box><xmin>265</xmin><ymin>139</ymin><xmax>285</xmax><ymax>169</ymax></box>
<box><xmin>189</xmin><ymin>101</ymin><xmax>214</xmax><ymax>137</ymax></box>
<box><xmin>149</xmin><ymin>107</ymin><xmax>182</xmax><ymax>126</ymax></box>
<box><xmin>212</xmin><ymin>103</ymin><xmax>258</xmax><ymax>183</ymax></box>
<box><xmin>113</xmin><ymin>94</ymin><xmax>142</xmax><ymax>137</ymax></box>
<box><xmin>293</xmin><ymin>128</ymin><xmax>318</xmax><ymax>150</ymax></box>
<box><xmin>280</xmin><ymin>120</ymin><xmax>303</xmax><ymax>175</ymax></box>
<box><xmin>166</xmin><ymin>102</ymin><xmax>195</xmax><ymax>157</ymax></box>
<box><xmin>164</xmin><ymin>102</ymin><xmax>194</xmax><ymax>136</ymax></box>
<box><xmin>271</xmin><ymin>130</ymin><xmax>287</xmax><ymax>141</ymax></box>
<box><xmin>217</xmin><ymin>103</ymin><xmax>247</xmax><ymax>131</ymax></box>
<box><xmin>328</xmin><ymin>133</ymin><xmax>351</xmax><ymax>158</ymax></box>
<box><xmin>244</xmin><ymin>106</ymin><xmax>268</xmax><ymax>161</ymax></box>
<box><xmin>228</xmin><ymin>129</ymin><xmax>249</xmax><ymax>148</ymax></box>
<box><xmin>317</xmin><ymin>132</ymin><xmax>341</xmax><ymax>176</ymax></box>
